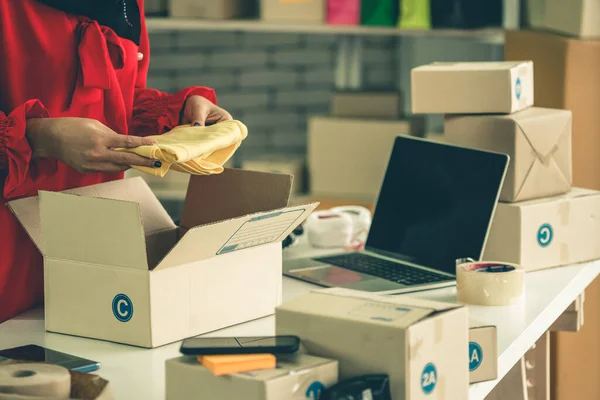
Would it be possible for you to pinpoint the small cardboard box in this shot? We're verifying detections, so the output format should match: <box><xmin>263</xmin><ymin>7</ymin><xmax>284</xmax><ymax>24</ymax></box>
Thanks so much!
<box><xmin>308</xmin><ymin>116</ymin><xmax>420</xmax><ymax>202</ymax></box>
<box><xmin>166</xmin><ymin>354</ymin><xmax>338</xmax><ymax>400</ymax></box>
<box><xmin>261</xmin><ymin>0</ymin><xmax>325</xmax><ymax>23</ymax></box>
<box><xmin>331</xmin><ymin>91</ymin><xmax>402</xmax><ymax>119</ymax></box>
<box><xmin>445</xmin><ymin>107</ymin><xmax>572</xmax><ymax>202</ymax></box>
<box><xmin>469</xmin><ymin>320</ymin><xmax>498</xmax><ymax>384</ymax></box>
<box><xmin>170</xmin><ymin>0</ymin><xmax>255</xmax><ymax>19</ymax></box>
<box><xmin>276</xmin><ymin>288</ymin><xmax>469</xmax><ymax>400</ymax></box>
<box><xmin>8</xmin><ymin>170</ymin><xmax>317</xmax><ymax>348</ymax></box>
<box><xmin>483</xmin><ymin>188</ymin><xmax>600</xmax><ymax>271</ymax></box>
<box><xmin>242</xmin><ymin>155</ymin><xmax>305</xmax><ymax>195</ymax></box>
<box><xmin>527</xmin><ymin>0</ymin><xmax>600</xmax><ymax>39</ymax></box>
<box><xmin>411</xmin><ymin>61</ymin><xmax>534</xmax><ymax>114</ymax></box>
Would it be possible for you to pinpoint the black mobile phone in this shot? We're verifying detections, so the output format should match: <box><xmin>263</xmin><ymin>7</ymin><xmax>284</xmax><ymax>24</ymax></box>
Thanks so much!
<box><xmin>0</xmin><ymin>345</ymin><xmax>100</xmax><ymax>373</ymax></box>
<box><xmin>180</xmin><ymin>335</ymin><xmax>300</xmax><ymax>356</ymax></box>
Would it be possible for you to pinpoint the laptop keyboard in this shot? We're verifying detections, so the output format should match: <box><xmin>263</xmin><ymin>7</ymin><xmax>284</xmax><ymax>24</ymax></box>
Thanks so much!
<box><xmin>315</xmin><ymin>253</ymin><xmax>452</xmax><ymax>286</ymax></box>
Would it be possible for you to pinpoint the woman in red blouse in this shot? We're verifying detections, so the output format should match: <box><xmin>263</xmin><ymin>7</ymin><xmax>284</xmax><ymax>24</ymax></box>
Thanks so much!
<box><xmin>0</xmin><ymin>0</ymin><xmax>232</xmax><ymax>323</ymax></box>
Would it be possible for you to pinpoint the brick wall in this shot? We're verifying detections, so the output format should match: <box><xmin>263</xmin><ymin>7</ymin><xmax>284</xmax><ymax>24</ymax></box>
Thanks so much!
<box><xmin>147</xmin><ymin>30</ymin><xmax>501</xmax><ymax>164</ymax></box>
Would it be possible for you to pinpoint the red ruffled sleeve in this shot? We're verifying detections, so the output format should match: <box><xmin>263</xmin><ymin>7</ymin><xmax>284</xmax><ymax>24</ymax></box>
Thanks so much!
<box><xmin>130</xmin><ymin>9</ymin><xmax>217</xmax><ymax>136</ymax></box>
<box><xmin>0</xmin><ymin>99</ymin><xmax>56</xmax><ymax>199</ymax></box>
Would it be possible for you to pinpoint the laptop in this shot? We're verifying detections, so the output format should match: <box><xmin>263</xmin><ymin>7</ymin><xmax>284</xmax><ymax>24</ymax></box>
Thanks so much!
<box><xmin>284</xmin><ymin>135</ymin><xmax>509</xmax><ymax>294</ymax></box>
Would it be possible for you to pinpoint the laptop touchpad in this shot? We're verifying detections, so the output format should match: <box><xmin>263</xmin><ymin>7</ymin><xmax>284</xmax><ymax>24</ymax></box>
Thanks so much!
<box><xmin>289</xmin><ymin>265</ymin><xmax>376</xmax><ymax>286</ymax></box>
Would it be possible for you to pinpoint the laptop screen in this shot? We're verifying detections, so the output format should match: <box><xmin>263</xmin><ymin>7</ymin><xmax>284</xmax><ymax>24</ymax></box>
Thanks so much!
<box><xmin>366</xmin><ymin>136</ymin><xmax>508</xmax><ymax>276</ymax></box>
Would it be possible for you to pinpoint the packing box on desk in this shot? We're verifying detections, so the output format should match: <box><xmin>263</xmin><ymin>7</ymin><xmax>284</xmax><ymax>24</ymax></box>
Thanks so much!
<box><xmin>411</xmin><ymin>61</ymin><xmax>534</xmax><ymax>114</ymax></box>
<box><xmin>166</xmin><ymin>354</ymin><xmax>338</xmax><ymax>400</ymax></box>
<box><xmin>505</xmin><ymin>30</ymin><xmax>600</xmax><ymax>190</ymax></box>
<box><xmin>276</xmin><ymin>288</ymin><xmax>469</xmax><ymax>400</ymax></box>
<box><xmin>445</xmin><ymin>107</ymin><xmax>572</xmax><ymax>202</ymax></box>
<box><xmin>261</xmin><ymin>0</ymin><xmax>324</xmax><ymax>23</ymax></box>
<box><xmin>8</xmin><ymin>169</ymin><xmax>317</xmax><ymax>348</ymax></box>
<box><xmin>331</xmin><ymin>91</ymin><xmax>402</xmax><ymax>119</ymax></box>
<box><xmin>483</xmin><ymin>188</ymin><xmax>600</xmax><ymax>271</ymax></box>
<box><xmin>527</xmin><ymin>0</ymin><xmax>600</xmax><ymax>38</ymax></box>
<box><xmin>469</xmin><ymin>320</ymin><xmax>498</xmax><ymax>384</ymax></box>
<box><xmin>308</xmin><ymin>116</ymin><xmax>422</xmax><ymax>202</ymax></box>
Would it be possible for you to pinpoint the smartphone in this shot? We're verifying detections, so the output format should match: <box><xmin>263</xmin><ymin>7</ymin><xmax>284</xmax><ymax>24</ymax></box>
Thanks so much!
<box><xmin>180</xmin><ymin>336</ymin><xmax>300</xmax><ymax>356</ymax></box>
<box><xmin>0</xmin><ymin>345</ymin><xmax>100</xmax><ymax>373</ymax></box>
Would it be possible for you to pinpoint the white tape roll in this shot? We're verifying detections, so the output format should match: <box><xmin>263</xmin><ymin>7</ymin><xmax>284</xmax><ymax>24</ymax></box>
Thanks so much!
<box><xmin>306</xmin><ymin>210</ymin><xmax>353</xmax><ymax>248</ymax></box>
<box><xmin>0</xmin><ymin>363</ymin><xmax>71</xmax><ymax>398</ymax></box>
<box><xmin>331</xmin><ymin>206</ymin><xmax>372</xmax><ymax>240</ymax></box>
<box><xmin>456</xmin><ymin>261</ymin><xmax>525</xmax><ymax>306</ymax></box>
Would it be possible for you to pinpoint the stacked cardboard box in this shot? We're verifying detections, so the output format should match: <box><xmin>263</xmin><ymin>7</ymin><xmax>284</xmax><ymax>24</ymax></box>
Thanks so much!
<box><xmin>412</xmin><ymin>61</ymin><xmax>600</xmax><ymax>273</ymax></box>
<box><xmin>506</xmin><ymin>7</ymin><xmax>600</xmax><ymax>398</ymax></box>
<box><xmin>308</xmin><ymin>91</ymin><xmax>424</xmax><ymax>204</ymax></box>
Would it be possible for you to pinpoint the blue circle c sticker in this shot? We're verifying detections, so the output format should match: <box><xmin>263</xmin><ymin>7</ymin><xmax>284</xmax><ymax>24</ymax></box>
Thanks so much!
<box><xmin>537</xmin><ymin>224</ymin><xmax>553</xmax><ymax>247</ymax></box>
<box><xmin>306</xmin><ymin>381</ymin><xmax>325</xmax><ymax>399</ymax></box>
<box><xmin>112</xmin><ymin>294</ymin><xmax>133</xmax><ymax>322</ymax></box>
<box><xmin>516</xmin><ymin>78</ymin><xmax>522</xmax><ymax>100</ymax></box>
<box><xmin>469</xmin><ymin>342</ymin><xmax>483</xmax><ymax>371</ymax></box>
<box><xmin>421</xmin><ymin>363</ymin><xmax>437</xmax><ymax>394</ymax></box>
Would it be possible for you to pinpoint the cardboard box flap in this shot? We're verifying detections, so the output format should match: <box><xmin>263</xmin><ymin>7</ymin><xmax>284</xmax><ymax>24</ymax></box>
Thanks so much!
<box><xmin>8</xmin><ymin>195</ymin><xmax>45</xmax><ymax>253</ymax></box>
<box><xmin>155</xmin><ymin>202</ymin><xmax>318</xmax><ymax>270</ymax></box>
<box><xmin>180</xmin><ymin>169</ymin><xmax>292</xmax><ymax>229</ymax></box>
<box><xmin>39</xmin><ymin>191</ymin><xmax>149</xmax><ymax>270</ymax></box>
<box><xmin>515</xmin><ymin>108</ymin><xmax>572</xmax><ymax>162</ymax></box>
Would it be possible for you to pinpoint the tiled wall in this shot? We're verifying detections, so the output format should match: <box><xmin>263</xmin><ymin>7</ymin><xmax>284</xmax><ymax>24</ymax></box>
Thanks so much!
<box><xmin>147</xmin><ymin>30</ymin><xmax>502</xmax><ymax>163</ymax></box>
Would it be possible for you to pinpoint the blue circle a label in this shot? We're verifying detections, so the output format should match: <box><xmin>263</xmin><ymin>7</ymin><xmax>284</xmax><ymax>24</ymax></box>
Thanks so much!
<box><xmin>515</xmin><ymin>78</ymin><xmax>522</xmax><ymax>100</ymax></box>
<box><xmin>112</xmin><ymin>294</ymin><xmax>133</xmax><ymax>322</ymax></box>
<box><xmin>306</xmin><ymin>381</ymin><xmax>325</xmax><ymax>399</ymax></box>
<box><xmin>421</xmin><ymin>363</ymin><xmax>437</xmax><ymax>394</ymax></box>
<box><xmin>537</xmin><ymin>224</ymin><xmax>553</xmax><ymax>247</ymax></box>
<box><xmin>469</xmin><ymin>342</ymin><xmax>483</xmax><ymax>371</ymax></box>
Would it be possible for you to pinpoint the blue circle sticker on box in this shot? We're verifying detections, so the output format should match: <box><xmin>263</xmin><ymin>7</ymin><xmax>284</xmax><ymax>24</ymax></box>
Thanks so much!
<box><xmin>421</xmin><ymin>363</ymin><xmax>437</xmax><ymax>394</ymax></box>
<box><xmin>306</xmin><ymin>381</ymin><xmax>325</xmax><ymax>399</ymax></box>
<box><xmin>515</xmin><ymin>78</ymin><xmax>522</xmax><ymax>100</ymax></box>
<box><xmin>112</xmin><ymin>294</ymin><xmax>133</xmax><ymax>322</ymax></box>
<box><xmin>537</xmin><ymin>224</ymin><xmax>553</xmax><ymax>247</ymax></box>
<box><xmin>469</xmin><ymin>342</ymin><xmax>483</xmax><ymax>371</ymax></box>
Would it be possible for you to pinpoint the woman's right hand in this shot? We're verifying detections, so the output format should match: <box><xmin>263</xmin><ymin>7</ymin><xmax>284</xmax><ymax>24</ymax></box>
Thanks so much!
<box><xmin>26</xmin><ymin>117</ymin><xmax>159</xmax><ymax>173</ymax></box>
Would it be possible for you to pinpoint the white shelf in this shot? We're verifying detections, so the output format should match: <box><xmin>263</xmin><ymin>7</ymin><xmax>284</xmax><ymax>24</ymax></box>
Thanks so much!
<box><xmin>146</xmin><ymin>18</ymin><xmax>505</xmax><ymax>44</ymax></box>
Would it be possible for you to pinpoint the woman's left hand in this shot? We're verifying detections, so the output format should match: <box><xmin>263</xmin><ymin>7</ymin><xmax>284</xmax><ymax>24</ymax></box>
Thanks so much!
<box><xmin>182</xmin><ymin>95</ymin><xmax>233</xmax><ymax>126</ymax></box>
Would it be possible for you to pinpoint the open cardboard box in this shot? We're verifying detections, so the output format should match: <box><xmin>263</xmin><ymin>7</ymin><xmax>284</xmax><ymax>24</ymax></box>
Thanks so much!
<box><xmin>9</xmin><ymin>169</ymin><xmax>317</xmax><ymax>348</ymax></box>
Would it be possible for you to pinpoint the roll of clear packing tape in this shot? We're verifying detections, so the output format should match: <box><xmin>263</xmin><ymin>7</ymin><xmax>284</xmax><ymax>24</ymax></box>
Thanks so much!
<box><xmin>456</xmin><ymin>261</ymin><xmax>525</xmax><ymax>306</ymax></box>
<box><xmin>331</xmin><ymin>206</ymin><xmax>372</xmax><ymax>239</ymax></box>
<box><xmin>0</xmin><ymin>363</ymin><xmax>71</xmax><ymax>398</ymax></box>
<box><xmin>306</xmin><ymin>210</ymin><xmax>354</xmax><ymax>248</ymax></box>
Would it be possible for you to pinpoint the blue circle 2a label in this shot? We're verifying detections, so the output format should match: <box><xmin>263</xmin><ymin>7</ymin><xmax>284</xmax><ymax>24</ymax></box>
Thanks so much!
<box><xmin>469</xmin><ymin>342</ymin><xmax>483</xmax><ymax>371</ymax></box>
<box><xmin>537</xmin><ymin>224</ymin><xmax>553</xmax><ymax>247</ymax></box>
<box><xmin>112</xmin><ymin>294</ymin><xmax>133</xmax><ymax>322</ymax></box>
<box><xmin>306</xmin><ymin>381</ymin><xmax>325</xmax><ymax>399</ymax></box>
<box><xmin>515</xmin><ymin>78</ymin><xmax>522</xmax><ymax>100</ymax></box>
<box><xmin>421</xmin><ymin>363</ymin><xmax>437</xmax><ymax>394</ymax></box>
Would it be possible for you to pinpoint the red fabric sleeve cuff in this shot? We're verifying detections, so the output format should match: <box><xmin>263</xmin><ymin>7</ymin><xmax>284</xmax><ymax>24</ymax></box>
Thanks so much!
<box><xmin>131</xmin><ymin>86</ymin><xmax>217</xmax><ymax>136</ymax></box>
<box><xmin>1</xmin><ymin>100</ymin><xmax>55</xmax><ymax>199</ymax></box>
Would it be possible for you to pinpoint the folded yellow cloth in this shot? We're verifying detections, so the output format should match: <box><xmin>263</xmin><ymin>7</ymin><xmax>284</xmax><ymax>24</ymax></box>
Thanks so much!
<box><xmin>117</xmin><ymin>120</ymin><xmax>248</xmax><ymax>177</ymax></box>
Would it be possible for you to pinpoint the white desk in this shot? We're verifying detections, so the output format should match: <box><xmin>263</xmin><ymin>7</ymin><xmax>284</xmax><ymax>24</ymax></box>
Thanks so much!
<box><xmin>1</xmin><ymin>242</ymin><xmax>599</xmax><ymax>400</ymax></box>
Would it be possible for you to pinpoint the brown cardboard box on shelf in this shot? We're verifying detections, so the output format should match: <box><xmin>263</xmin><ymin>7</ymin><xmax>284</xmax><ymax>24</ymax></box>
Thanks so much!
<box><xmin>526</xmin><ymin>0</ymin><xmax>600</xmax><ymax>38</ymax></box>
<box><xmin>331</xmin><ymin>91</ymin><xmax>401</xmax><ymax>119</ymax></box>
<box><xmin>411</xmin><ymin>61</ymin><xmax>534</xmax><ymax>114</ymax></box>
<box><xmin>8</xmin><ymin>170</ymin><xmax>316</xmax><ymax>348</ymax></box>
<box><xmin>169</xmin><ymin>0</ymin><xmax>255</xmax><ymax>19</ymax></box>
<box><xmin>166</xmin><ymin>354</ymin><xmax>338</xmax><ymax>400</ymax></box>
<box><xmin>483</xmin><ymin>188</ymin><xmax>600</xmax><ymax>271</ymax></box>
<box><xmin>505</xmin><ymin>30</ymin><xmax>600</xmax><ymax>191</ymax></box>
<box><xmin>308</xmin><ymin>116</ymin><xmax>421</xmax><ymax>202</ymax></box>
<box><xmin>242</xmin><ymin>155</ymin><xmax>305</xmax><ymax>195</ymax></box>
<box><xmin>505</xmin><ymin>29</ymin><xmax>600</xmax><ymax>400</ymax></box>
<box><xmin>261</xmin><ymin>0</ymin><xmax>325</xmax><ymax>23</ymax></box>
<box><xmin>445</xmin><ymin>107</ymin><xmax>572</xmax><ymax>202</ymax></box>
<box><xmin>469</xmin><ymin>320</ymin><xmax>498</xmax><ymax>384</ymax></box>
<box><xmin>276</xmin><ymin>288</ymin><xmax>469</xmax><ymax>400</ymax></box>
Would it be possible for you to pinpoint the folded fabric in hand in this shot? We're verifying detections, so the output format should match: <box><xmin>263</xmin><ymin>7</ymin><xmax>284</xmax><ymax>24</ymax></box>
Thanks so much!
<box><xmin>117</xmin><ymin>120</ymin><xmax>248</xmax><ymax>177</ymax></box>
